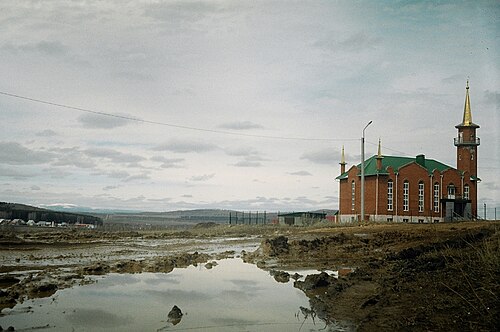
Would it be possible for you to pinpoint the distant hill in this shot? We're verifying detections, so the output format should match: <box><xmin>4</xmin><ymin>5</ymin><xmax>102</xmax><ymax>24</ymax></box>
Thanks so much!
<box><xmin>95</xmin><ymin>209</ymin><xmax>279</xmax><ymax>227</ymax></box>
<box><xmin>0</xmin><ymin>202</ymin><xmax>102</xmax><ymax>226</ymax></box>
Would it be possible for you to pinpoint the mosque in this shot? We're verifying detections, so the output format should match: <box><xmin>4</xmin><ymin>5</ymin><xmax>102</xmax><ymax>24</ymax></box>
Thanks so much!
<box><xmin>336</xmin><ymin>82</ymin><xmax>480</xmax><ymax>223</ymax></box>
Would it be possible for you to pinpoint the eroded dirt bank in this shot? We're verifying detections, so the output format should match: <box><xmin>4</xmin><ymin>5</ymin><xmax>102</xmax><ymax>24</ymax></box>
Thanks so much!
<box><xmin>244</xmin><ymin>222</ymin><xmax>500</xmax><ymax>331</ymax></box>
<box><xmin>1</xmin><ymin>222</ymin><xmax>499</xmax><ymax>331</ymax></box>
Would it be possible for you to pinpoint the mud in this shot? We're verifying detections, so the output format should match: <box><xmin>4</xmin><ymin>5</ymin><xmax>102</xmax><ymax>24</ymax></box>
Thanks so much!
<box><xmin>244</xmin><ymin>222</ymin><xmax>500</xmax><ymax>331</ymax></box>
<box><xmin>1</xmin><ymin>222</ymin><xmax>499</xmax><ymax>331</ymax></box>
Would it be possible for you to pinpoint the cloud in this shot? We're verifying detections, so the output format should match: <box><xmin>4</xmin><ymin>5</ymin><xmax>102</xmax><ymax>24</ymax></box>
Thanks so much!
<box><xmin>143</xmin><ymin>1</ymin><xmax>223</xmax><ymax>23</ymax></box>
<box><xmin>92</xmin><ymin>170</ymin><xmax>130</xmax><ymax>179</ymax></box>
<box><xmin>30</xmin><ymin>185</ymin><xmax>41</xmax><ymax>190</ymax></box>
<box><xmin>218</xmin><ymin>121</ymin><xmax>264</xmax><ymax>130</ymax></box>
<box><xmin>0</xmin><ymin>142</ymin><xmax>54</xmax><ymax>165</ymax></box>
<box><xmin>103</xmin><ymin>185</ymin><xmax>119</xmax><ymax>191</ymax></box>
<box><xmin>484</xmin><ymin>90</ymin><xmax>499</xmax><ymax>105</ymax></box>
<box><xmin>182</xmin><ymin>194</ymin><xmax>193</xmax><ymax>198</ymax></box>
<box><xmin>301</xmin><ymin>148</ymin><xmax>342</xmax><ymax>165</ymax></box>
<box><xmin>289</xmin><ymin>171</ymin><xmax>312</xmax><ymax>176</ymax></box>
<box><xmin>0</xmin><ymin>165</ymin><xmax>37</xmax><ymax>179</ymax></box>
<box><xmin>124</xmin><ymin>173</ymin><xmax>151</xmax><ymax>182</ymax></box>
<box><xmin>153</xmin><ymin>140</ymin><xmax>218</xmax><ymax>153</ymax></box>
<box><xmin>314</xmin><ymin>32</ymin><xmax>380</xmax><ymax>53</ymax></box>
<box><xmin>36</xmin><ymin>129</ymin><xmax>58</xmax><ymax>137</ymax></box>
<box><xmin>52</xmin><ymin>151</ymin><xmax>97</xmax><ymax>169</ymax></box>
<box><xmin>150</xmin><ymin>156</ymin><xmax>185</xmax><ymax>168</ymax></box>
<box><xmin>112</xmin><ymin>71</ymin><xmax>153</xmax><ymax>82</ymax></box>
<box><xmin>482</xmin><ymin>181</ymin><xmax>499</xmax><ymax>191</ymax></box>
<box><xmin>42</xmin><ymin>167</ymin><xmax>72</xmax><ymax>178</ymax></box>
<box><xmin>84</xmin><ymin>148</ymin><xmax>145</xmax><ymax>164</ymax></box>
<box><xmin>233</xmin><ymin>160</ymin><xmax>262</xmax><ymax>167</ymax></box>
<box><xmin>2</xmin><ymin>40</ymin><xmax>68</xmax><ymax>56</ymax></box>
<box><xmin>224</xmin><ymin>146</ymin><xmax>260</xmax><ymax>157</ymax></box>
<box><xmin>189</xmin><ymin>173</ymin><xmax>215</xmax><ymax>182</ymax></box>
<box><xmin>78</xmin><ymin>113</ymin><xmax>130</xmax><ymax>129</ymax></box>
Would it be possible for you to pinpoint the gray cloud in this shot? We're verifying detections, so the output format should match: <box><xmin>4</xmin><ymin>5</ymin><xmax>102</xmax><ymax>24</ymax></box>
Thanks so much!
<box><xmin>42</xmin><ymin>167</ymin><xmax>72</xmax><ymax>179</ymax></box>
<box><xmin>218</xmin><ymin>121</ymin><xmax>264</xmax><ymax>130</ymax></box>
<box><xmin>92</xmin><ymin>170</ymin><xmax>130</xmax><ymax>179</ymax></box>
<box><xmin>78</xmin><ymin>113</ymin><xmax>130</xmax><ymax>129</ymax></box>
<box><xmin>84</xmin><ymin>148</ymin><xmax>145</xmax><ymax>164</ymax></box>
<box><xmin>111</xmin><ymin>71</ymin><xmax>153</xmax><ymax>82</ymax></box>
<box><xmin>289</xmin><ymin>171</ymin><xmax>312</xmax><ymax>176</ymax></box>
<box><xmin>143</xmin><ymin>1</ymin><xmax>223</xmax><ymax>23</ymax></box>
<box><xmin>0</xmin><ymin>165</ymin><xmax>37</xmax><ymax>179</ymax></box>
<box><xmin>103</xmin><ymin>185</ymin><xmax>119</xmax><ymax>191</ymax></box>
<box><xmin>30</xmin><ymin>185</ymin><xmax>41</xmax><ymax>190</ymax></box>
<box><xmin>314</xmin><ymin>32</ymin><xmax>380</xmax><ymax>53</ymax></box>
<box><xmin>482</xmin><ymin>181</ymin><xmax>499</xmax><ymax>191</ymax></box>
<box><xmin>52</xmin><ymin>151</ymin><xmax>97</xmax><ymax>169</ymax></box>
<box><xmin>233</xmin><ymin>160</ymin><xmax>262</xmax><ymax>168</ymax></box>
<box><xmin>224</xmin><ymin>146</ymin><xmax>260</xmax><ymax>157</ymax></box>
<box><xmin>301</xmin><ymin>149</ymin><xmax>342</xmax><ymax>165</ymax></box>
<box><xmin>2</xmin><ymin>40</ymin><xmax>68</xmax><ymax>56</ymax></box>
<box><xmin>0</xmin><ymin>142</ymin><xmax>54</xmax><ymax>165</ymax></box>
<box><xmin>153</xmin><ymin>140</ymin><xmax>218</xmax><ymax>153</ymax></box>
<box><xmin>189</xmin><ymin>173</ymin><xmax>215</xmax><ymax>182</ymax></box>
<box><xmin>124</xmin><ymin>173</ymin><xmax>151</xmax><ymax>182</ymax></box>
<box><xmin>150</xmin><ymin>156</ymin><xmax>185</xmax><ymax>168</ymax></box>
<box><xmin>484</xmin><ymin>90</ymin><xmax>499</xmax><ymax>105</ymax></box>
<box><xmin>36</xmin><ymin>129</ymin><xmax>58</xmax><ymax>137</ymax></box>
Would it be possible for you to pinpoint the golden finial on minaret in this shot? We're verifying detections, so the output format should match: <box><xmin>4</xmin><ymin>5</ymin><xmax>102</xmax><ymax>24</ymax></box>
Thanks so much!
<box><xmin>340</xmin><ymin>145</ymin><xmax>346</xmax><ymax>173</ymax></box>
<box><xmin>340</xmin><ymin>145</ymin><xmax>346</xmax><ymax>164</ymax></box>
<box><xmin>462</xmin><ymin>80</ymin><xmax>473</xmax><ymax>126</ymax></box>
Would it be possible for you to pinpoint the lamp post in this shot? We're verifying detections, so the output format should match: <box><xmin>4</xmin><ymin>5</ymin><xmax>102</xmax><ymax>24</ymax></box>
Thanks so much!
<box><xmin>361</xmin><ymin>120</ymin><xmax>373</xmax><ymax>222</ymax></box>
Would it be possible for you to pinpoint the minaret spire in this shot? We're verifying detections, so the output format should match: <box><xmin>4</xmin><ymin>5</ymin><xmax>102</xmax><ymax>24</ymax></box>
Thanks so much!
<box><xmin>462</xmin><ymin>80</ymin><xmax>473</xmax><ymax>126</ymax></box>
<box><xmin>377</xmin><ymin>138</ymin><xmax>382</xmax><ymax>158</ymax></box>
<box><xmin>456</xmin><ymin>80</ymin><xmax>479</xmax><ymax>128</ymax></box>
<box><xmin>339</xmin><ymin>145</ymin><xmax>346</xmax><ymax>174</ymax></box>
<box><xmin>376</xmin><ymin>138</ymin><xmax>383</xmax><ymax>170</ymax></box>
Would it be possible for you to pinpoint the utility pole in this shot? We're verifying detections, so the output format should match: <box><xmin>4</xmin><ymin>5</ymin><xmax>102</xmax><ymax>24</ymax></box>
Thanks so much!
<box><xmin>361</xmin><ymin>120</ymin><xmax>373</xmax><ymax>222</ymax></box>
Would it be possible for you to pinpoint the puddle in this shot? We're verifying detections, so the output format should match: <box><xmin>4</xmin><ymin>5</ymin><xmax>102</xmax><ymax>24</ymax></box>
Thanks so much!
<box><xmin>0</xmin><ymin>259</ymin><xmax>354</xmax><ymax>331</ymax></box>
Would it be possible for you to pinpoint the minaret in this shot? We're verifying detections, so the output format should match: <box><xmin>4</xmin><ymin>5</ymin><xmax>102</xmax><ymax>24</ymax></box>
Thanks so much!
<box><xmin>376</xmin><ymin>138</ymin><xmax>383</xmax><ymax>171</ymax></box>
<box><xmin>454</xmin><ymin>80</ymin><xmax>480</xmax><ymax>176</ymax></box>
<box><xmin>454</xmin><ymin>80</ymin><xmax>480</xmax><ymax>218</ymax></box>
<box><xmin>340</xmin><ymin>145</ymin><xmax>346</xmax><ymax>174</ymax></box>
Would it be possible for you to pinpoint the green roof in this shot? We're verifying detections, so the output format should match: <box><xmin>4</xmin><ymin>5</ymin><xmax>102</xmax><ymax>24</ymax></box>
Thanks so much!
<box><xmin>336</xmin><ymin>155</ymin><xmax>453</xmax><ymax>180</ymax></box>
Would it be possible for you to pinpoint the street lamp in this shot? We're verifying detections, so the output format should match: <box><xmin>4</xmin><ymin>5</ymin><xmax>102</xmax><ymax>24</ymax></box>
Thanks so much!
<box><xmin>361</xmin><ymin>120</ymin><xmax>373</xmax><ymax>222</ymax></box>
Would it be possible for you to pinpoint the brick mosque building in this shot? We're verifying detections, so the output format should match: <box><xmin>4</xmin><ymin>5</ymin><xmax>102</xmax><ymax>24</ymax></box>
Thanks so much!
<box><xmin>336</xmin><ymin>82</ymin><xmax>480</xmax><ymax>223</ymax></box>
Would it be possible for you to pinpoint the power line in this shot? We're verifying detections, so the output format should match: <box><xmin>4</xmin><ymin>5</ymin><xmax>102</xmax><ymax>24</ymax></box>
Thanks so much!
<box><xmin>0</xmin><ymin>90</ymin><xmax>359</xmax><ymax>142</ymax></box>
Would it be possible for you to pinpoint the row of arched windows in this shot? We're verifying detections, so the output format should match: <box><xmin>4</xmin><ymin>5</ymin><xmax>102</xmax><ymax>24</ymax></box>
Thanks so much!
<box><xmin>385</xmin><ymin>180</ymin><xmax>469</xmax><ymax>213</ymax></box>
<box><xmin>350</xmin><ymin>179</ymin><xmax>470</xmax><ymax>213</ymax></box>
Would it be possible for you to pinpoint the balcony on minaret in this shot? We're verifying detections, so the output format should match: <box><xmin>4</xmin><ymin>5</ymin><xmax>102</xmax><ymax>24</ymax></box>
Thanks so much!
<box><xmin>454</xmin><ymin>136</ymin><xmax>480</xmax><ymax>146</ymax></box>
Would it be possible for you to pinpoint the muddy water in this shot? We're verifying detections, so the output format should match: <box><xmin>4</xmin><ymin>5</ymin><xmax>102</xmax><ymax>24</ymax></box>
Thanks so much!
<box><xmin>0</xmin><ymin>259</ymin><xmax>353</xmax><ymax>331</ymax></box>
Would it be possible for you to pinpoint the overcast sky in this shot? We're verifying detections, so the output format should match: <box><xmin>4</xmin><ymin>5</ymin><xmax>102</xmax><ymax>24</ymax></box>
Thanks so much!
<box><xmin>0</xmin><ymin>1</ymin><xmax>498</xmax><ymax>213</ymax></box>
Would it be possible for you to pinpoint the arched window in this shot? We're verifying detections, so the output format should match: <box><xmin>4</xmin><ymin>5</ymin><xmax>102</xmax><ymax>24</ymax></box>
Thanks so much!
<box><xmin>433</xmin><ymin>183</ymin><xmax>440</xmax><ymax>212</ymax></box>
<box><xmin>387</xmin><ymin>180</ymin><xmax>393</xmax><ymax>211</ymax></box>
<box><xmin>418</xmin><ymin>181</ymin><xmax>424</xmax><ymax>212</ymax></box>
<box><xmin>447</xmin><ymin>184</ymin><xmax>455</xmax><ymax>199</ymax></box>
<box><xmin>403</xmin><ymin>180</ymin><xmax>409</xmax><ymax>212</ymax></box>
<box><xmin>351</xmin><ymin>181</ymin><xmax>355</xmax><ymax>211</ymax></box>
<box><xmin>464</xmin><ymin>184</ymin><xmax>470</xmax><ymax>200</ymax></box>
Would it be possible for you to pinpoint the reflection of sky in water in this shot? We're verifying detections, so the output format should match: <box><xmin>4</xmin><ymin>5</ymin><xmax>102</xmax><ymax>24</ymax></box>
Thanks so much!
<box><xmin>0</xmin><ymin>259</ymin><xmax>350</xmax><ymax>331</ymax></box>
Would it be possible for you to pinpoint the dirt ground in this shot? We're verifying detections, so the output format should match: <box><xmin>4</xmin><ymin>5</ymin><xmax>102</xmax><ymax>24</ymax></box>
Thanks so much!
<box><xmin>1</xmin><ymin>221</ymin><xmax>499</xmax><ymax>331</ymax></box>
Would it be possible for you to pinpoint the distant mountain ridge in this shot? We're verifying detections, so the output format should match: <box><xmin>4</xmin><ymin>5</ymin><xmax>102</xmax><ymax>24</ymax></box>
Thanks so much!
<box><xmin>0</xmin><ymin>202</ymin><xmax>102</xmax><ymax>225</ymax></box>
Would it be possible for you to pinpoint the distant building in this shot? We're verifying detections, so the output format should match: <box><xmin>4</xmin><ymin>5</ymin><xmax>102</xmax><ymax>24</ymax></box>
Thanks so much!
<box><xmin>336</xmin><ymin>82</ymin><xmax>480</xmax><ymax>223</ymax></box>
<box><xmin>278</xmin><ymin>212</ymin><xmax>327</xmax><ymax>226</ymax></box>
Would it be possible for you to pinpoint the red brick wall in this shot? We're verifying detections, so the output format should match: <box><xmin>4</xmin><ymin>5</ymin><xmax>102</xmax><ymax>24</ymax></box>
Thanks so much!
<box><xmin>338</xmin><ymin>161</ymin><xmax>477</xmax><ymax>219</ymax></box>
